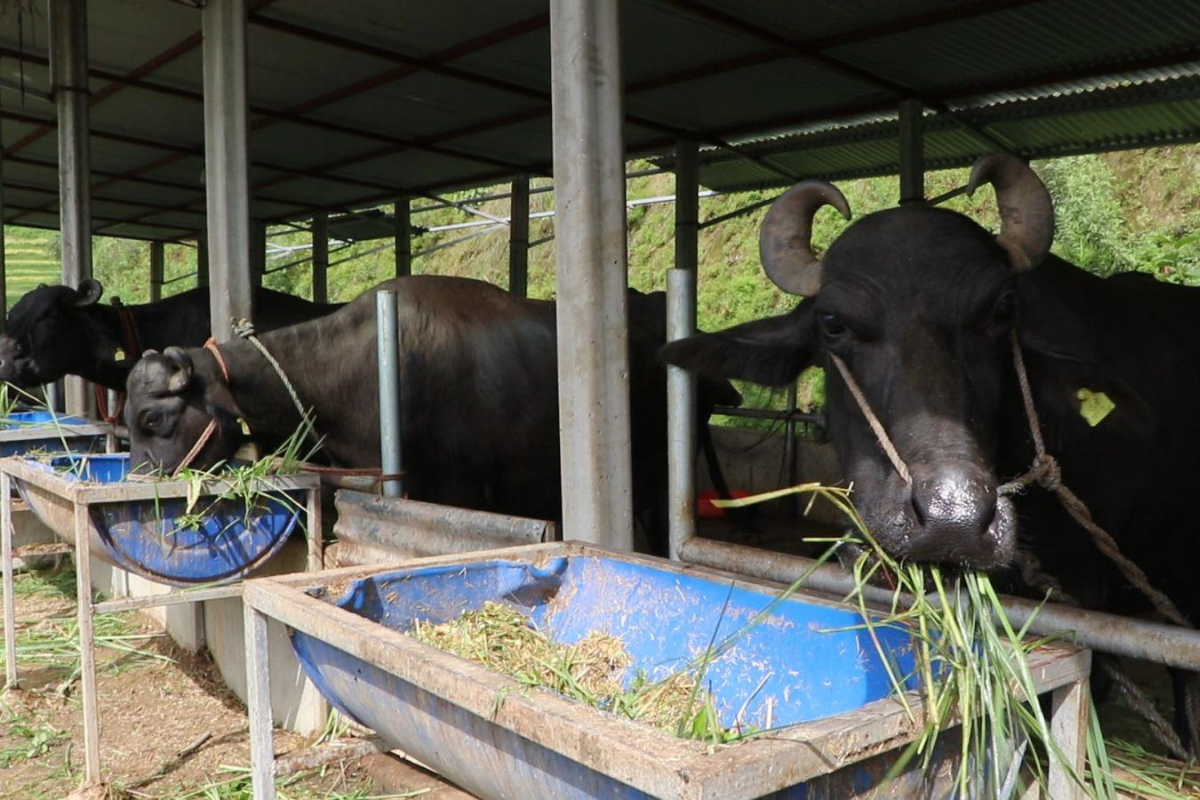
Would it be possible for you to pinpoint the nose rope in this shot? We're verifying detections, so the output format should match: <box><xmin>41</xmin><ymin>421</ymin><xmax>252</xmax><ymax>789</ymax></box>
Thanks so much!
<box><xmin>827</xmin><ymin>351</ymin><xmax>912</xmax><ymax>485</ymax></box>
<box><xmin>168</xmin><ymin>339</ymin><xmax>231</xmax><ymax>479</ymax></box>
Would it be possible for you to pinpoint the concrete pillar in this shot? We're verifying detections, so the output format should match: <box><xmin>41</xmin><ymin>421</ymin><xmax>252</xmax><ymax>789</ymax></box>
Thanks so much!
<box><xmin>202</xmin><ymin>0</ymin><xmax>253</xmax><ymax>341</ymax></box>
<box><xmin>149</xmin><ymin>241</ymin><xmax>165</xmax><ymax>302</ymax></box>
<box><xmin>311</xmin><ymin>212</ymin><xmax>328</xmax><ymax>303</ymax></box>
<box><xmin>667</xmin><ymin>139</ymin><xmax>699</xmax><ymax>559</ymax></box>
<box><xmin>508</xmin><ymin>174</ymin><xmax>530</xmax><ymax>297</ymax></box>
<box><xmin>549</xmin><ymin>0</ymin><xmax>633</xmax><ymax>550</ymax></box>
<box><xmin>899</xmin><ymin>98</ymin><xmax>925</xmax><ymax>205</ymax></box>
<box><xmin>394</xmin><ymin>197</ymin><xmax>411</xmax><ymax>278</ymax></box>
<box><xmin>51</xmin><ymin>0</ymin><xmax>92</xmax><ymax>416</ymax></box>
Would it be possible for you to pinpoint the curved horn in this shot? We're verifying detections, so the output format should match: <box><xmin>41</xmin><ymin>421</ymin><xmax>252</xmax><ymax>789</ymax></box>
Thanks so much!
<box><xmin>74</xmin><ymin>278</ymin><xmax>103</xmax><ymax>307</ymax></box>
<box><xmin>163</xmin><ymin>346</ymin><xmax>194</xmax><ymax>395</ymax></box>
<box><xmin>967</xmin><ymin>154</ymin><xmax>1054</xmax><ymax>272</ymax></box>
<box><xmin>759</xmin><ymin>181</ymin><xmax>851</xmax><ymax>296</ymax></box>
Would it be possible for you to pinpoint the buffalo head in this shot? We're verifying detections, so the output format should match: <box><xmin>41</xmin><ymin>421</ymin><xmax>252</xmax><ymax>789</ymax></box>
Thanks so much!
<box><xmin>0</xmin><ymin>279</ymin><xmax>106</xmax><ymax>387</ymax></box>
<box><xmin>663</xmin><ymin>154</ymin><xmax>1056</xmax><ymax>569</ymax></box>
<box><xmin>125</xmin><ymin>346</ymin><xmax>243</xmax><ymax>474</ymax></box>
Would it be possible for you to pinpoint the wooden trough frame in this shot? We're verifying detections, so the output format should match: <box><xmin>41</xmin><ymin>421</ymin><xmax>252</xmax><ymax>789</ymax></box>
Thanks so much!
<box><xmin>0</xmin><ymin>455</ymin><xmax>322</xmax><ymax>786</ymax></box>
<box><xmin>241</xmin><ymin>541</ymin><xmax>1093</xmax><ymax>800</ymax></box>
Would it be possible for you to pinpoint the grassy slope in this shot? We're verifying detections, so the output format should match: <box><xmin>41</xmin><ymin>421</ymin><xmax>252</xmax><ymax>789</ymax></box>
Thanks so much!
<box><xmin>8</xmin><ymin>145</ymin><xmax>1200</xmax><ymax>341</ymax></box>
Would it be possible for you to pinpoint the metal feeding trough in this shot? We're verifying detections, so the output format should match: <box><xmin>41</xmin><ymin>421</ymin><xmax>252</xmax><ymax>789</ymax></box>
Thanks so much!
<box><xmin>0</xmin><ymin>411</ymin><xmax>107</xmax><ymax>458</ymax></box>
<box><xmin>1</xmin><ymin>453</ymin><xmax>323</xmax><ymax>785</ymax></box>
<box><xmin>242</xmin><ymin>542</ymin><xmax>1091</xmax><ymax>800</ymax></box>
<box><xmin>2</xmin><ymin>453</ymin><xmax>317</xmax><ymax>586</ymax></box>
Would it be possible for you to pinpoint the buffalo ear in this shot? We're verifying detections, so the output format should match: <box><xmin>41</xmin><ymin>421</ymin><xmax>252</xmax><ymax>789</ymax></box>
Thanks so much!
<box><xmin>75</xmin><ymin>279</ymin><xmax>103</xmax><ymax>307</ymax></box>
<box><xmin>163</xmin><ymin>347</ymin><xmax>193</xmax><ymax>394</ymax></box>
<box><xmin>660</xmin><ymin>302</ymin><xmax>815</xmax><ymax>387</ymax></box>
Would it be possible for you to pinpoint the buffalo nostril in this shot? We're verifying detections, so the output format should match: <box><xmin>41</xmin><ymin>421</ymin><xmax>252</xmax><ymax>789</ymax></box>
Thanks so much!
<box><xmin>910</xmin><ymin>470</ymin><xmax>998</xmax><ymax>538</ymax></box>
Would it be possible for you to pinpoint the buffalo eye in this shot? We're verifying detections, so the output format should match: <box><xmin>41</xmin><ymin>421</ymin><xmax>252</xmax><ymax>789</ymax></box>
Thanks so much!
<box><xmin>140</xmin><ymin>409</ymin><xmax>163</xmax><ymax>430</ymax></box>
<box><xmin>817</xmin><ymin>311</ymin><xmax>848</xmax><ymax>343</ymax></box>
<box><xmin>991</xmin><ymin>291</ymin><xmax>1019</xmax><ymax>328</ymax></box>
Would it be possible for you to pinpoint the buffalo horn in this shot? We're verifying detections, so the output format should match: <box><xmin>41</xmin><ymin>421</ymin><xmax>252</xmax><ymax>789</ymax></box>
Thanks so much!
<box><xmin>759</xmin><ymin>181</ymin><xmax>851</xmax><ymax>296</ymax></box>
<box><xmin>163</xmin><ymin>346</ymin><xmax>194</xmax><ymax>394</ymax></box>
<box><xmin>74</xmin><ymin>278</ymin><xmax>103</xmax><ymax>307</ymax></box>
<box><xmin>967</xmin><ymin>154</ymin><xmax>1055</xmax><ymax>272</ymax></box>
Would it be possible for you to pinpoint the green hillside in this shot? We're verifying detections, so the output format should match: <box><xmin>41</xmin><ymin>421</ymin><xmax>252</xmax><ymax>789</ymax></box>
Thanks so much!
<box><xmin>4</xmin><ymin>226</ymin><xmax>59</xmax><ymax>309</ymax></box>
<box><xmin>8</xmin><ymin>145</ymin><xmax>1200</xmax><ymax>338</ymax></box>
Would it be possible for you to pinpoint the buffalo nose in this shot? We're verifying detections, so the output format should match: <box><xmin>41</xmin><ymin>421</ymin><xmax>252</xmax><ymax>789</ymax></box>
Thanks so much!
<box><xmin>909</xmin><ymin>466</ymin><xmax>998</xmax><ymax>540</ymax></box>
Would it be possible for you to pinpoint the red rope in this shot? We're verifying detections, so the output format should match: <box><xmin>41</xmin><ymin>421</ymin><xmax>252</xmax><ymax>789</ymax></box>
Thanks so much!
<box><xmin>93</xmin><ymin>304</ymin><xmax>142</xmax><ymax>425</ymax></box>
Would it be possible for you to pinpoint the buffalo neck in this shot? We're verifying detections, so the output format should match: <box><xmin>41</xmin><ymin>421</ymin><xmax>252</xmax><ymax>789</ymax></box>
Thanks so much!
<box><xmin>209</xmin><ymin>317</ymin><xmax>371</xmax><ymax>465</ymax></box>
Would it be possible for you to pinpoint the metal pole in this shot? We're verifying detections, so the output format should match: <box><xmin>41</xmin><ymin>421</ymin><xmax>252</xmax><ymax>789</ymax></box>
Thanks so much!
<box><xmin>196</xmin><ymin>232</ymin><xmax>209</xmax><ymax>287</ymax></box>
<box><xmin>549</xmin><ymin>0</ymin><xmax>633</xmax><ymax>549</ymax></box>
<box><xmin>667</xmin><ymin>270</ymin><xmax>697</xmax><ymax>561</ymax></box>
<box><xmin>508</xmin><ymin>174</ymin><xmax>530</xmax><ymax>296</ymax></box>
<box><xmin>899</xmin><ymin>98</ymin><xmax>925</xmax><ymax>205</ymax></box>
<box><xmin>394</xmin><ymin>197</ymin><xmax>411</xmax><ymax>278</ymax></box>
<box><xmin>202</xmin><ymin>0</ymin><xmax>253</xmax><ymax>341</ymax></box>
<box><xmin>376</xmin><ymin>290</ymin><xmax>403</xmax><ymax>498</ymax></box>
<box><xmin>784</xmin><ymin>382</ymin><xmax>799</xmax><ymax>515</ymax></box>
<box><xmin>678</xmin><ymin>537</ymin><xmax>1200</xmax><ymax>672</ymax></box>
<box><xmin>52</xmin><ymin>0</ymin><xmax>92</xmax><ymax>417</ymax></box>
<box><xmin>149</xmin><ymin>241</ymin><xmax>165</xmax><ymax>302</ymax></box>
<box><xmin>311</xmin><ymin>212</ymin><xmax>328</xmax><ymax>304</ymax></box>
<box><xmin>667</xmin><ymin>139</ymin><xmax>699</xmax><ymax>560</ymax></box>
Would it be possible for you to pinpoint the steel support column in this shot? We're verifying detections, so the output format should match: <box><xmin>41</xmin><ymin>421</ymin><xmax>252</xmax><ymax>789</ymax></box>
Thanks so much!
<box><xmin>149</xmin><ymin>241</ymin><xmax>165</xmax><ymax>302</ymax></box>
<box><xmin>667</xmin><ymin>140</ymin><xmax>699</xmax><ymax>560</ymax></box>
<box><xmin>508</xmin><ymin>174</ymin><xmax>530</xmax><ymax>296</ymax></box>
<box><xmin>394</xmin><ymin>197</ymin><xmax>411</xmax><ymax>277</ymax></box>
<box><xmin>311</xmin><ymin>212</ymin><xmax>328</xmax><ymax>303</ymax></box>
<box><xmin>899</xmin><ymin>98</ymin><xmax>925</xmax><ymax>204</ymax></box>
<box><xmin>202</xmin><ymin>0</ymin><xmax>253</xmax><ymax>340</ymax></box>
<box><xmin>52</xmin><ymin>0</ymin><xmax>92</xmax><ymax>416</ymax></box>
<box><xmin>550</xmin><ymin>0</ymin><xmax>632</xmax><ymax>549</ymax></box>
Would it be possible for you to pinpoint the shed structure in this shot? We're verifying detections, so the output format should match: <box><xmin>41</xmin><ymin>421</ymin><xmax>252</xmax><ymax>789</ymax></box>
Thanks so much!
<box><xmin>1</xmin><ymin>0</ymin><xmax>1199</xmax><ymax>552</ymax></box>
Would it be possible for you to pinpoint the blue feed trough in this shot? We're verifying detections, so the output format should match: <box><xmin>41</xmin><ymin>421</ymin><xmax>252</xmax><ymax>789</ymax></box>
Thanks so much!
<box><xmin>0</xmin><ymin>411</ymin><xmax>106</xmax><ymax>458</ymax></box>
<box><xmin>8</xmin><ymin>454</ymin><xmax>308</xmax><ymax>586</ymax></box>
<box><xmin>286</xmin><ymin>548</ymin><xmax>1008</xmax><ymax>798</ymax></box>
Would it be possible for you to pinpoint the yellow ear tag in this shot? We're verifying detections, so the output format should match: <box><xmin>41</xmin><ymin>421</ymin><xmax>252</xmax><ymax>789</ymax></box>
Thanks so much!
<box><xmin>239</xmin><ymin>419</ymin><xmax>251</xmax><ymax>436</ymax></box>
<box><xmin>114</xmin><ymin>347</ymin><xmax>126</xmax><ymax>361</ymax></box>
<box><xmin>1076</xmin><ymin>388</ymin><xmax>1115</xmax><ymax>427</ymax></box>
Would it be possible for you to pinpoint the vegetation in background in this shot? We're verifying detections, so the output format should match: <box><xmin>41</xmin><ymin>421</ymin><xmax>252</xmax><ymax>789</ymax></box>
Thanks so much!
<box><xmin>6</xmin><ymin>146</ymin><xmax>1200</xmax><ymax>423</ymax></box>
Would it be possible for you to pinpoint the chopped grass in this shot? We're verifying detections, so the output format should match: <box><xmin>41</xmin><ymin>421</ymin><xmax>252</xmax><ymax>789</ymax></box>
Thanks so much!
<box><xmin>409</xmin><ymin>601</ymin><xmax>721</xmax><ymax>738</ymax></box>
<box><xmin>165</xmin><ymin>764</ymin><xmax>429</xmax><ymax>800</ymax></box>
<box><xmin>1107</xmin><ymin>739</ymin><xmax>1200</xmax><ymax>799</ymax></box>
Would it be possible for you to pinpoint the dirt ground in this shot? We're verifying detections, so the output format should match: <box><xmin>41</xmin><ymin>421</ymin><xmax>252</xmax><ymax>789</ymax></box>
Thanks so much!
<box><xmin>0</xmin><ymin>564</ymin><xmax>417</xmax><ymax>800</ymax></box>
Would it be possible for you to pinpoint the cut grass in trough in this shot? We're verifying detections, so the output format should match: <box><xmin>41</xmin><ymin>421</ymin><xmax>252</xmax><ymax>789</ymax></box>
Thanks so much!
<box><xmin>409</xmin><ymin>600</ymin><xmax>733</xmax><ymax>741</ymax></box>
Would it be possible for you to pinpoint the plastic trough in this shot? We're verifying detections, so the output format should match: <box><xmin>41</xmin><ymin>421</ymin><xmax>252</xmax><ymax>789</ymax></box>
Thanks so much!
<box><xmin>243</xmin><ymin>542</ymin><xmax>1091</xmax><ymax>799</ymax></box>
<box><xmin>2</xmin><ymin>453</ymin><xmax>314</xmax><ymax>586</ymax></box>
<box><xmin>0</xmin><ymin>411</ymin><xmax>107</xmax><ymax>458</ymax></box>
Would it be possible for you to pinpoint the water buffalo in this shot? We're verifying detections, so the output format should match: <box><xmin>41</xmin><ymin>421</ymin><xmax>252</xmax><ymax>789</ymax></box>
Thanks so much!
<box><xmin>0</xmin><ymin>280</ymin><xmax>339</xmax><ymax>391</ymax></box>
<box><xmin>123</xmin><ymin>275</ymin><xmax>740</xmax><ymax>554</ymax></box>
<box><xmin>662</xmin><ymin>154</ymin><xmax>1200</xmax><ymax>738</ymax></box>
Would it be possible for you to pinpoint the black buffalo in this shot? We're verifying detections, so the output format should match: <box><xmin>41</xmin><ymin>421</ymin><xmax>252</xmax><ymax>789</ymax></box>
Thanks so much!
<box><xmin>662</xmin><ymin>154</ymin><xmax>1200</xmax><ymax>733</ymax></box>
<box><xmin>123</xmin><ymin>275</ymin><xmax>740</xmax><ymax>554</ymax></box>
<box><xmin>0</xmin><ymin>280</ymin><xmax>338</xmax><ymax>391</ymax></box>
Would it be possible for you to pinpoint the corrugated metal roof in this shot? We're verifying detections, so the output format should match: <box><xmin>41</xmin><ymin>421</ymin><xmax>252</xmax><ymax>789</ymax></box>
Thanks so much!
<box><xmin>1</xmin><ymin>0</ymin><xmax>1199</xmax><ymax>241</ymax></box>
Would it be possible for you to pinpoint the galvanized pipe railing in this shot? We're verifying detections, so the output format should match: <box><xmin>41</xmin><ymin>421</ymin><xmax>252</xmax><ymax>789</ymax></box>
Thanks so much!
<box><xmin>678</xmin><ymin>536</ymin><xmax>1200</xmax><ymax>671</ymax></box>
<box><xmin>376</xmin><ymin>290</ymin><xmax>403</xmax><ymax>498</ymax></box>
